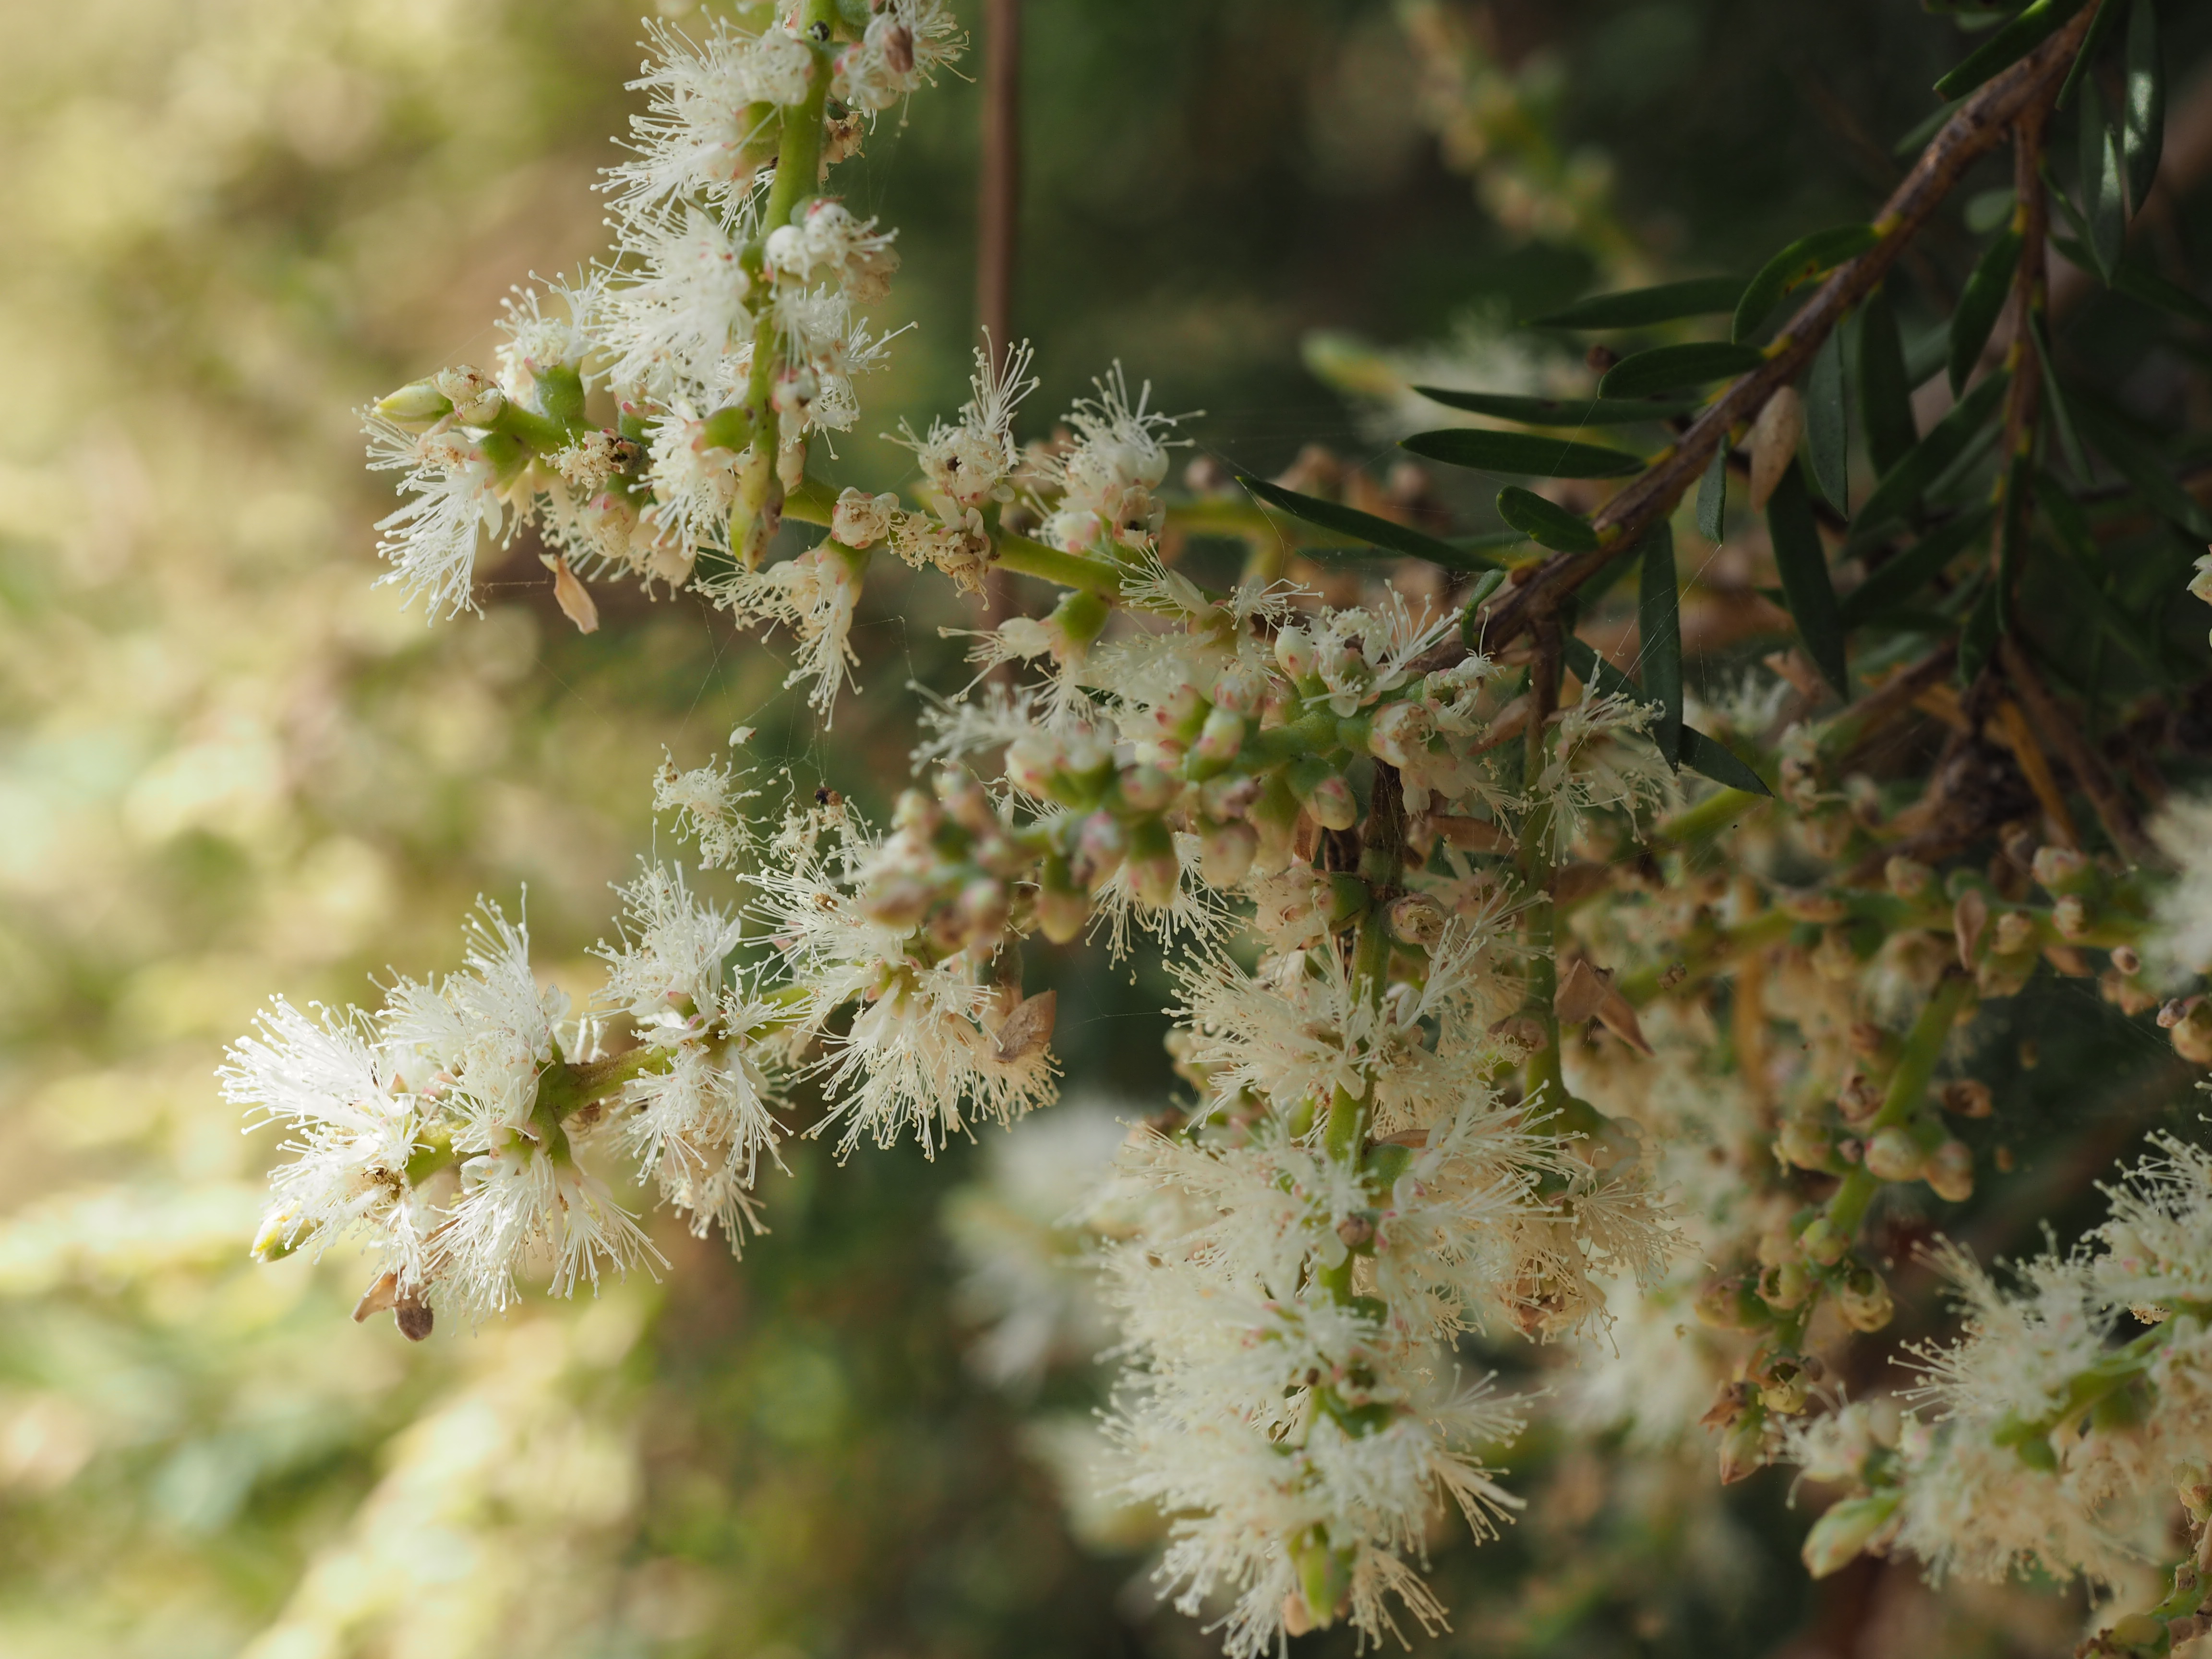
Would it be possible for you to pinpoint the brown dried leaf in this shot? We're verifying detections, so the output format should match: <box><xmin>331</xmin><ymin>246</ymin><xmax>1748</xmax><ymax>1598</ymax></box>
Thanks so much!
<box><xmin>1596</xmin><ymin>986</ymin><xmax>1656</xmax><ymax>1056</ymax></box>
<box><xmin>549</xmin><ymin>555</ymin><xmax>600</xmax><ymax>634</ymax></box>
<box><xmin>1953</xmin><ymin>887</ymin><xmax>1989</xmax><ymax>969</ymax></box>
<box><xmin>1554</xmin><ymin>957</ymin><xmax>1610</xmax><ymax>1025</ymax></box>
<box><xmin>1748</xmin><ymin>385</ymin><xmax>1804</xmax><ymax>511</ymax></box>
<box><xmin>993</xmin><ymin>989</ymin><xmax>1057</xmax><ymax>1065</ymax></box>
<box><xmin>352</xmin><ymin>1271</ymin><xmax>399</xmax><ymax>1323</ymax></box>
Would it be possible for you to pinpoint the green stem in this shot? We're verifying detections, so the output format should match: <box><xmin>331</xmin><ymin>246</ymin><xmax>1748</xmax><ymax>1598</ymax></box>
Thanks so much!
<box><xmin>1827</xmin><ymin>972</ymin><xmax>1974</xmax><ymax>1234</ymax></box>
<box><xmin>991</xmin><ymin>531</ymin><xmax>1125</xmax><ymax>595</ymax></box>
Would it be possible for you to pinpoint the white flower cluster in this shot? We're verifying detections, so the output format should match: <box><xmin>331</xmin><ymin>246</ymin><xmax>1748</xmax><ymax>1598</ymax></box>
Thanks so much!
<box><xmin>1792</xmin><ymin>1131</ymin><xmax>2212</xmax><ymax>1598</ymax></box>
<box><xmin>362</xmin><ymin>2</ymin><xmax>960</xmax><ymax>620</ymax></box>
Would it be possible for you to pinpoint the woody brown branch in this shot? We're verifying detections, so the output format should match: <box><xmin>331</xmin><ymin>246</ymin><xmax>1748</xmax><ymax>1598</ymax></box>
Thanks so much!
<box><xmin>1993</xmin><ymin>94</ymin><xmax>2055</xmax><ymax>611</ymax></box>
<box><xmin>1476</xmin><ymin>1</ymin><xmax>2105</xmax><ymax>656</ymax></box>
<box><xmin>1998</xmin><ymin>634</ymin><xmax>2158</xmax><ymax>864</ymax></box>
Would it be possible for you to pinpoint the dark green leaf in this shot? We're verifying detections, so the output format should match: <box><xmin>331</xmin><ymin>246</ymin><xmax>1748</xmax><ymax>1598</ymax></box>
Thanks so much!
<box><xmin>1858</xmin><ymin>286</ymin><xmax>1919</xmax><ymax>476</ymax></box>
<box><xmin>1238</xmin><ymin>476</ymin><xmax>1501</xmax><ymax>573</ymax></box>
<box><xmin>1696</xmin><ymin>442</ymin><xmax>1729</xmax><ymax>541</ymax></box>
<box><xmin>1409</xmin><ymin>387</ymin><xmax>1695</xmax><ymax>425</ymax></box>
<box><xmin>1459</xmin><ymin>569</ymin><xmax>1509</xmax><ymax>650</ymax></box>
<box><xmin>1527</xmin><ymin>276</ymin><xmax>1744</xmax><ymax>329</ymax></box>
<box><xmin>1733</xmin><ymin>224</ymin><xmax>1882</xmax><ymax>343</ymax></box>
<box><xmin>1934</xmin><ymin>0</ymin><xmax>2092</xmax><ymax>99</ymax></box>
<box><xmin>1808</xmin><ymin>329</ymin><xmax>1849</xmax><ymax>512</ymax></box>
<box><xmin>1766</xmin><ymin>462</ymin><xmax>1849</xmax><ymax>698</ymax></box>
<box><xmin>1560</xmin><ymin>636</ymin><xmax>1774</xmax><ymax>796</ymax></box>
<box><xmin>2030</xmin><ymin>317</ymin><xmax>2092</xmax><ymax>481</ymax></box>
<box><xmin>1949</xmin><ymin>229</ymin><xmax>2023</xmax><ymax>393</ymax></box>
<box><xmin>1853</xmin><ymin>369</ymin><xmax>2012</xmax><ymax>534</ymax></box>
<box><xmin>2110</xmin><ymin>259</ymin><xmax>2212</xmax><ymax>328</ymax></box>
<box><xmin>1598</xmin><ymin>342</ymin><xmax>1767</xmax><ymax>399</ymax></box>
<box><xmin>2039</xmin><ymin>473</ymin><xmax>2164</xmax><ymax>673</ymax></box>
<box><xmin>1677</xmin><ymin>727</ymin><xmax>1776</xmax><ymax>797</ymax></box>
<box><xmin>1638</xmin><ymin>524</ymin><xmax>1684</xmax><ymax>767</ymax></box>
<box><xmin>1964</xmin><ymin>187</ymin><xmax>2017</xmax><ymax>234</ymax></box>
<box><xmin>1399</xmin><ymin>429</ymin><xmax>1646</xmax><ymax>479</ymax></box>
<box><xmin>2080</xmin><ymin>79</ymin><xmax>2125</xmax><ymax>278</ymax></box>
<box><xmin>2124</xmin><ymin>0</ymin><xmax>2163</xmax><ymax>212</ymax></box>
<box><xmin>2058</xmin><ymin>0</ymin><xmax>2125</xmax><ymax>108</ymax></box>
<box><xmin>1838</xmin><ymin>505</ymin><xmax>1994</xmax><ymax>627</ymax></box>
<box><xmin>2070</xmin><ymin>402</ymin><xmax>2212</xmax><ymax>540</ymax></box>
<box><xmin>1495</xmin><ymin>486</ymin><xmax>1599</xmax><ymax>552</ymax></box>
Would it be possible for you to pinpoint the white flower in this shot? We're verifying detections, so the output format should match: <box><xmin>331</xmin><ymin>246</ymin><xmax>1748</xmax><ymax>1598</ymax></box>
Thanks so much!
<box><xmin>640</xmin><ymin>404</ymin><xmax>739</xmax><ymax>559</ymax></box>
<box><xmin>763</xmin><ymin>199</ymin><xmax>900</xmax><ymax>303</ymax></box>
<box><xmin>439</xmin><ymin>1142</ymin><xmax>662</xmax><ymax>1314</ymax></box>
<box><xmin>832</xmin><ymin>0</ymin><xmax>967</xmax><ymax>113</ymax></box>
<box><xmin>2151</xmin><ymin>796</ymin><xmax>2212</xmax><ymax>979</ymax></box>
<box><xmin>600</xmin><ymin>206</ymin><xmax>754</xmax><ymax>396</ymax></box>
<box><xmin>652</xmin><ymin>752</ymin><xmax>757</xmax><ymax>870</ymax></box>
<box><xmin>495</xmin><ymin>272</ymin><xmax>603</xmax><ymax>400</ymax></box>
<box><xmin>894</xmin><ymin>339</ymin><xmax>1036</xmax><ymax>511</ymax></box>
<box><xmin>364</xmin><ymin>419</ymin><xmax>511</xmax><ymax>619</ymax></box>
<box><xmin>708</xmin><ymin>541</ymin><xmax>864</xmax><ymax>719</ymax></box>
<box><xmin>1038</xmin><ymin>363</ymin><xmax>1184</xmax><ymax>553</ymax></box>
<box><xmin>606</xmin><ymin>18</ymin><xmax>813</xmax><ymax>215</ymax></box>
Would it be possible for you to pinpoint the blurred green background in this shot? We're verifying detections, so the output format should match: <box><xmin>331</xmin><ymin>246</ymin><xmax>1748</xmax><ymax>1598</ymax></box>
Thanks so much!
<box><xmin>3</xmin><ymin>1</ymin><xmax>2208</xmax><ymax>1656</ymax></box>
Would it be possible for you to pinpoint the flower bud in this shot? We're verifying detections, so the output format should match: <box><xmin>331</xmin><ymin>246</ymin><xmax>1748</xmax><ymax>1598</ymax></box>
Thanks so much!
<box><xmin>1199</xmin><ymin>772</ymin><xmax>1263</xmax><ymax>821</ymax></box>
<box><xmin>2032</xmin><ymin>843</ymin><xmax>2091</xmax><ymax>893</ymax></box>
<box><xmin>432</xmin><ymin>365</ymin><xmax>505</xmax><ymax>427</ymax></box>
<box><xmin>1274</xmin><ymin>625</ymin><xmax>1317</xmax><ymax>682</ymax></box>
<box><xmin>1193</xmin><ymin>706</ymin><xmax>1245</xmax><ymax>766</ymax></box>
<box><xmin>1211</xmin><ymin>665</ymin><xmax>1264</xmax><ymax>717</ymax></box>
<box><xmin>2168</xmin><ymin>998</ymin><xmax>2212</xmax><ymax>1065</ymax></box>
<box><xmin>1198</xmin><ymin>819</ymin><xmax>1258</xmax><ymax>886</ymax></box>
<box><xmin>1993</xmin><ymin>911</ymin><xmax>2036</xmax><ymax>955</ymax></box>
<box><xmin>1801</xmin><ymin>1493</ymin><xmax>1899</xmax><ymax>1580</ymax></box>
<box><xmin>955</xmin><ymin>877</ymin><xmax>1010</xmax><ymax>948</ymax></box>
<box><xmin>1777</xmin><ymin>1116</ymin><xmax>1833</xmax><ymax>1171</ymax></box>
<box><xmin>1863</xmin><ymin>1127</ymin><xmax>1925</xmax><ymax>1182</ymax></box>
<box><xmin>1308</xmin><ymin>774</ymin><xmax>1358</xmax><ymax>831</ymax></box>
<box><xmin>1004</xmin><ymin>736</ymin><xmax>1061</xmax><ymax>799</ymax></box>
<box><xmin>831</xmin><ymin>486</ymin><xmax>899</xmax><ymax>549</ymax></box>
<box><xmin>1120</xmin><ymin>763</ymin><xmax>1178</xmax><ymax>813</ymax></box>
<box><xmin>1126</xmin><ymin>818</ymin><xmax>1181</xmax><ymax>909</ymax></box>
<box><xmin>1151</xmin><ymin>685</ymin><xmax>1206</xmax><ymax>744</ymax></box>
<box><xmin>2110</xmin><ymin>945</ymin><xmax>2141</xmax><ymax>977</ymax></box>
<box><xmin>252</xmin><ymin>1204</ymin><xmax>300</xmax><ymax>1262</ymax></box>
<box><xmin>1070</xmin><ymin>812</ymin><xmax>1127</xmax><ymax>890</ymax></box>
<box><xmin>1695</xmin><ymin>1274</ymin><xmax>1763</xmax><ymax>1331</ymax></box>
<box><xmin>1387</xmin><ymin>892</ymin><xmax>1444</xmax><ymax>948</ymax></box>
<box><xmin>2052</xmin><ymin>895</ymin><xmax>2089</xmax><ymax>938</ymax></box>
<box><xmin>860</xmin><ymin>877</ymin><xmax>933</xmax><ymax>932</ymax></box>
<box><xmin>1837</xmin><ymin>1264</ymin><xmax>1894</xmax><ymax>1332</ymax></box>
<box><xmin>936</xmin><ymin>770</ymin><xmax>996</xmax><ymax>833</ymax></box>
<box><xmin>376</xmin><ymin>377</ymin><xmax>456</xmax><ymax>432</ymax></box>
<box><xmin>1925</xmin><ymin>1138</ymin><xmax>1974</xmax><ymax>1202</ymax></box>
<box><xmin>1939</xmin><ymin>1079</ymin><xmax>1993</xmax><ymax>1118</ymax></box>
<box><xmin>1035</xmin><ymin>860</ymin><xmax>1089</xmax><ymax>945</ymax></box>
<box><xmin>1884</xmin><ymin>855</ymin><xmax>1934</xmax><ymax>899</ymax></box>
<box><xmin>1759</xmin><ymin>1259</ymin><xmax>1811</xmax><ymax>1310</ymax></box>
<box><xmin>1798</xmin><ymin>1215</ymin><xmax>1850</xmax><ymax>1266</ymax></box>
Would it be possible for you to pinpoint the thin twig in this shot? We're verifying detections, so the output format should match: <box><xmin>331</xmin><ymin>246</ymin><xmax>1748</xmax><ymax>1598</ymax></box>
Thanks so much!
<box><xmin>1479</xmin><ymin>4</ymin><xmax>2104</xmax><ymax>655</ymax></box>
<box><xmin>1998</xmin><ymin>634</ymin><xmax>2157</xmax><ymax>863</ymax></box>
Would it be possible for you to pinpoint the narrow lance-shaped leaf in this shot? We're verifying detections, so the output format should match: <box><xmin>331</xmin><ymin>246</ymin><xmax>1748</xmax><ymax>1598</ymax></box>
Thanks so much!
<box><xmin>1838</xmin><ymin>505</ymin><xmax>1995</xmax><ymax>627</ymax></box>
<box><xmin>1767</xmin><ymin>461</ymin><xmax>1850</xmax><ymax>699</ymax></box>
<box><xmin>1957</xmin><ymin>576</ymin><xmax>2002</xmax><ymax>685</ymax></box>
<box><xmin>1853</xmin><ymin>369</ymin><xmax>2012</xmax><ymax>535</ymax></box>
<box><xmin>1410</xmin><ymin>387</ymin><xmax>1695</xmax><ymax>426</ymax></box>
<box><xmin>1949</xmin><ymin>228</ymin><xmax>2023</xmax><ymax>393</ymax></box>
<box><xmin>1495</xmin><ymin>486</ymin><xmax>1599</xmax><ymax>553</ymax></box>
<box><xmin>2124</xmin><ymin>0</ymin><xmax>2163</xmax><ymax>214</ymax></box>
<box><xmin>1527</xmin><ymin>276</ymin><xmax>1744</xmax><ymax>329</ymax></box>
<box><xmin>2030</xmin><ymin>316</ymin><xmax>2092</xmax><ymax>481</ymax></box>
<box><xmin>1458</xmin><ymin>568</ymin><xmax>1509</xmax><ymax>651</ymax></box>
<box><xmin>1238</xmin><ymin>476</ymin><xmax>1502</xmax><ymax>573</ymax></box>
<box><xmin>2080</xmin><ymin>78</ymin><xmax>2126</xmax><ymax>279</ymax></box>
<box><xmin>1733</xmin><ymin>224</ymin><xmax>1881</xmax><ymax>343</ymax></box>
<box><xmin>1858</xmin><ymin>285</ymin><xmax>1919</xmax><ymax>476</ymax></box>
<box><xmin>2110</xmin><ymin>259</ymin><xmax>2212</xmax><ymax>329</ymax></box>
<box><xmin>1696</xmin><ymin>442</ymin><xmax>1729</xmax><ymax>541</ymax></box>
<box><xmin>1399</xmin><ymin>428</ymin><xmax>1646</xmax><ymax>479</ymax></box>
<box><xmin>2039</xmin><ymin>473</ymin><xmax>2165</xmax><ymax>674</ymax></box>
<box><xmin>2057</xmin><ymin>0</ymin><xmax>2125</xmax><ymax>109</ymax></box>
<box><xmin>1560</xmin><ymin>637</ymin><xmax>1773</xmax><ymax>797</ymax></box>
<box><xmin>2070</xmin><ymin>402</ymin><xmax>2212</xmax><ymax>541</ymax></box>
<box><xmin>1638</xmin><ymin>523</ymin><xmax>1684</xmax><ymax>768</ymax></box>
<box><xmin>1934</xmin><ymin>0</ymin><xmax>2093</xmax><ymax>100</ymax></box>
<box><xmin>1599</xmin><ymin>342</ymin><xmax>1767</xmax><ymax>400</ymax></box>
<box><xmin>1808</xmin><ymin>328</ymin><xmax>1849</xmax><ymax>512</ymax></box>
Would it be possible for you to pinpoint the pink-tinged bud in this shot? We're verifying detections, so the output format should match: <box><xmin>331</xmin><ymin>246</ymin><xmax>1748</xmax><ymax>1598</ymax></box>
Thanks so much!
<box><xmin>1199</xmin><ymin>773</ymin><xmax>1262</xmax><ymax>821</ymax></box>
<box><xmin>1802</xmin><ymin>1493</ymin><xmax>1899</xmax><ymax>1579</ymax></box>
<box><xmin>1863</xmin><ymin>1127</ymin><xmax>1925</xmax><ymax>1182</ymax></box>
<box><xmin>2051</xmin><ymin>895</ymin><xmax>2089</xmax><ymax>938</ymax></box>
<box><xmin>1837</xmin><ymin>1265</ymin><xmax>1894</xmax><ymax>1332</ymax></box>
<box><xmin>955</xmin><ymin>877</ymin><xmax>1010</xmax><ymax>948</ymax></box>
<box><xmin>1211</xmin><ymin>666</ymin><xmax>1263</xmax><ymax>717</ymax></box>
<box><xmin>1126</xmin><ymin>818</ymin><xmax>1181</xmax><ymax>909</ymax></box>
<box><xmin>1070</xmin><ymin>812</ymin><xmax>1127</xmax><ymax>890</ymax></box>
<box><xmin>1274</xmin><ymin>625</ymin><xmax>1317</xmax><ymax>681</ymax></box>
<box><xmin>1308</xmin><ymin>774</ymin><xmax>1358</xmax><ymax>831</ymax></box>
<box><xmin>1368</xmin><ymin>701</ymin><xmax>1434</xmax><ymax>768</ymax></box>
<box><xmin>1152</xmin><ymin>685</ymin><xmax>1205</xmax><ymax>742</ymax></box>
<box><xmin>1777</xmin><ymin>1117</ymin><xmax>1833</xmax><ymax>1171</ymax></box>
<box><xmin>1120</xmin><ymin>764</ymin><xmax>1177</xmax><ymax>813</ymax></box>
<box><xmin>1004</xmin><ymin>736</ymin><xmax>1060</xmax><ymax>799</ymax></box>
<box><xmin>1387</xmin><ymin>892</ymin><xmax>1444</xmax><ymax>947</ymax></box>
<box><xmin>936</xmin><ymin>770</ymin><xmax>996</xmax><ymax>833</ymax></box>
<box><xmin>2031</xmin><ymin>843</ymin><xmax>2089</xmax><ymax>891</ymax></box>
<box><xmin>1193</xmin><ymin>706</ymin><xmax>1245</xmax><ymax>765</ymax></box>
<box><xmin>1198</xmin><ymin>819</ymin><xmax>1258</xmax><ymax>886</ymax></box>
